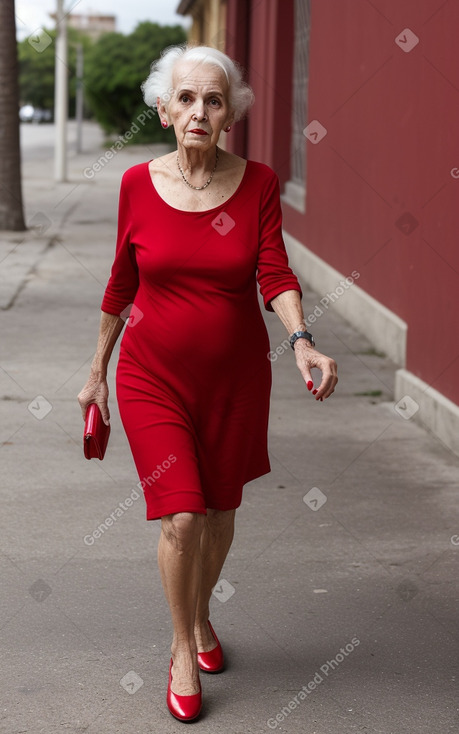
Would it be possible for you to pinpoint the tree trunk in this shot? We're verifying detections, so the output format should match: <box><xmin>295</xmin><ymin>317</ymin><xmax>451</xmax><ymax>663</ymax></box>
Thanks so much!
<box><xmin>0</xmin><ymin>0</ymin><xmax>26</xmax><ymax>231</ymax></box>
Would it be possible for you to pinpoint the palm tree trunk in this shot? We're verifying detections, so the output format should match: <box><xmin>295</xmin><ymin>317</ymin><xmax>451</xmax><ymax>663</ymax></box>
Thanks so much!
<box><xmin>0</xmin><ymin>0</ymin><xmax>26</xmax><ymax>231</ymax></box>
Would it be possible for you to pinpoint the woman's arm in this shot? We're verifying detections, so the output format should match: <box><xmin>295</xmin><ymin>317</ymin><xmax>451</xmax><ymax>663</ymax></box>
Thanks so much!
<box><xmin>77</xmin><ymin>311</ymin><xmax>125</xmax><ymax>424</ymax></box>
<box><xmin>270</xmin><ymin>290</ymin><xmax>338</xmax><ymax>401</ymax></box>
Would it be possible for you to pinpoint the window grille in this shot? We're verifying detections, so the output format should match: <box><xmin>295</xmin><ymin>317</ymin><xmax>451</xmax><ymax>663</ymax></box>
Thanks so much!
<box><xmin>290</xmin><ymin>0</ymin><xmax>310</xmax><ymax>185</ymax></box>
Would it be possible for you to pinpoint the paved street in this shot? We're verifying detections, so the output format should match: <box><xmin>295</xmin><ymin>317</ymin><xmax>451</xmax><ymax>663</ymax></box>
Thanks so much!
<box><xmin>1</xmin><ymin>122</ymin><xmax>459</xmax><ymax>733</ymax></box>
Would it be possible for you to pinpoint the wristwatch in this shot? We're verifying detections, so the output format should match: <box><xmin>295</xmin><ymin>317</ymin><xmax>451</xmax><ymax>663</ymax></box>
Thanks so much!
<box><xmin>289</xmin><ymin>330</ymin><xmax>315</xmax><ymax>349</ymax></box>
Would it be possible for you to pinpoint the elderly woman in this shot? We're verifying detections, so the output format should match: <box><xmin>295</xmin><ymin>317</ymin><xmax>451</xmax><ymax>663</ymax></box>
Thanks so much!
<box><xmin>78</xmin><ymin>44</ymin><xmax>337</xmax><ymax>722</ymax></box>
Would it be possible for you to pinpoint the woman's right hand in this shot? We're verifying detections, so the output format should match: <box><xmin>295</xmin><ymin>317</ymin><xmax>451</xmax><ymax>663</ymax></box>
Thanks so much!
<box><xmin>77</xmin><ymin>372</ymin><xmax>110</xmax><ymax>426</ymax></box>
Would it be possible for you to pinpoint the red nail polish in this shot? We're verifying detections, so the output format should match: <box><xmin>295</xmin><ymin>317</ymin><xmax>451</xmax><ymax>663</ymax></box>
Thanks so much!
<box><xmin>312</xmin><ymin>389</ymin><xmax>318</xmax><ymax>395</ymax></box>
<box><xmin>307</xmin><ymin>381</ymin><xmax>313</xmax><ymax>390</ymax></box>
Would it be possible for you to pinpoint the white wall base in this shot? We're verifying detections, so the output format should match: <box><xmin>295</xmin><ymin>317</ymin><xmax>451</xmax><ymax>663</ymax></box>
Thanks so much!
<box><xmin>282</xmin><ymin>182</ymin><xmax>306</xmax><ymax>214</ymax></box>
<box><xmin>284</xmin><ymin>231</ymin><xmax>459</xmax><ymax>457</ymax></box>
<box><xmin>395</xmin><ymin>369</ymin><xmax>459</xmax><ymax>456</ymax></box>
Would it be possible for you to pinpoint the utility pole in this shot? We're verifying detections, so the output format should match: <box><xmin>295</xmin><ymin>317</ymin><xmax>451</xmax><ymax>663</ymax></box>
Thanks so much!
<box><xmin>75</xmin><ymin>43</ymin><xmax>84</xmax><ymax>153</ymax></box>
<box><xmin>54</xmin><ymin>0</ymin><xmax>68</xmax><ymax>182</ymax></box>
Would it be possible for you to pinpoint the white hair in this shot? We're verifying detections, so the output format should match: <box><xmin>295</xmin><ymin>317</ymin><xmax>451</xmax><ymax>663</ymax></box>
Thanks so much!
<box><xmin>141</xmin><ymin>44</ymin><xmax>254</xmax><ymax>122</ymax></box>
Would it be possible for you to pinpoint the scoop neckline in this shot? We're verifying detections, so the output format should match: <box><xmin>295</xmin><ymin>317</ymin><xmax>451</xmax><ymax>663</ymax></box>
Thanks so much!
<box><xmin>146</xmin><ymin>158</ymin><xmax>249</xmax><ymax>214</ymax></box>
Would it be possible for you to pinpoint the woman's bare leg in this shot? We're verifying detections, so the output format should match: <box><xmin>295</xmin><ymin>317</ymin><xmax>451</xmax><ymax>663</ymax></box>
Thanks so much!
<box><xmin>158</xmin><ymin>511</ymin><xmax>205</xmax><ymax>695</ymax></box>
<box><xmin>194</xmin><ymin>508</ymin><xmax>236</xmax><ymax>651</ymax></box>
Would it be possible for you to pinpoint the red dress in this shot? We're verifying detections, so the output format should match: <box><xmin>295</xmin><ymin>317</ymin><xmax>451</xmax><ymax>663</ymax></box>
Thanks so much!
<box><xmin>101</xmin><ymin>160</ymin><xmax>302</xmax><ymax>520</ymax></box>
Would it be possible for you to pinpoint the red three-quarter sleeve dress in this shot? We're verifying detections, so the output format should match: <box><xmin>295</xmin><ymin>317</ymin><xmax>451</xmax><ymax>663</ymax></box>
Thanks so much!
<box><xmin>101</xmin><ymin>159</ymin><xmax>302</xmax><ymax>520</ymax></box>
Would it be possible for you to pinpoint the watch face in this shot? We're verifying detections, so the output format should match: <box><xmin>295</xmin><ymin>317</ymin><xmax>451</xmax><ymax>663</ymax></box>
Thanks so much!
<box><xmin>290</xmin><ymin>332</ymin><xmax>314</xmax><ymax>349</ymax></box>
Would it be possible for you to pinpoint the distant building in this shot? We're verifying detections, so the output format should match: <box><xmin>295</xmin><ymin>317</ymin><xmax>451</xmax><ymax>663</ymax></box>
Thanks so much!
<box><xmin>49</xmin><ymin>12</ymin><xmax>116</xmax><ymax>41</ymax></box>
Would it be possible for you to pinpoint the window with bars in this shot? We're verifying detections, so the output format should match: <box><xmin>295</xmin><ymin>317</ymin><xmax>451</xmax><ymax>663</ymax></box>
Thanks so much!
<box><xmin>290</xmin><ymin>0</ymin><xmax>311</xmax><ymax>187</ymax></box>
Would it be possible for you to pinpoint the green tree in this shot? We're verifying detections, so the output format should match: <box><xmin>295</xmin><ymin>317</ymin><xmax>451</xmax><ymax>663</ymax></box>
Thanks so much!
<box><xmin>84</xmin><ymin>22</ymin><xmax>186</xmax><ymax>142</ymax></box>
<box><xmin>18</xmin><ymin>28</ymin><xmax>92</xmax><ymax>117</ymax></box>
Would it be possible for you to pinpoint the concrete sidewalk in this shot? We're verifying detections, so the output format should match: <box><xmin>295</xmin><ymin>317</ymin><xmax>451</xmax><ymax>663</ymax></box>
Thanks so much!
<box><xmin>1</xmin><ymin>122</ymin><xmax>459</xmax><ymax>734</ymax></box>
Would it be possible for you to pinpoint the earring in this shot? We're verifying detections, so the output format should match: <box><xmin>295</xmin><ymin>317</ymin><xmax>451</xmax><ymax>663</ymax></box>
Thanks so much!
<box><xmin>161</xmin><ymin>120</ymin><xmax>168</xmax><ymax>129</ymax></box>
<box><xmin>224</xmin><ymin>126</ymin><xmax>231</xmax><ymax>132</ymax></box>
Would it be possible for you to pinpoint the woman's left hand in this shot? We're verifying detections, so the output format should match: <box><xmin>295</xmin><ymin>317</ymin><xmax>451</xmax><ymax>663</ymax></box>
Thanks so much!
<box><xmin>293</xmin><ymin>340</ymin><xmax>338</xmax><ymax>400</ymax></box>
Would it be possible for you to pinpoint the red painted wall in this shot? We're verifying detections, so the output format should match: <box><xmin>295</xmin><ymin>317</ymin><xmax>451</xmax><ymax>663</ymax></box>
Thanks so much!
<box><xmin>228</xmin><ymin>0</ymin><xmax>459</xmax><ymax>406</ymax></box>
<box><xmin>246</xmin><ymin>0</ymin><xmax>294</xmax><ymax>186</ymax></box>
<box><xmin>226</xmin><ymin>0</ymin><xmax>294</xmax><ymax>187</ymax></box>
<box><xmin>293</xmin><ymin>0</ymin><xmax>459</xmax><ymax>404</ymax></box>
<box><xmin>225</xmin><ymin>0</ymin><xmax>250</xmax><ymax>159</ymax></box>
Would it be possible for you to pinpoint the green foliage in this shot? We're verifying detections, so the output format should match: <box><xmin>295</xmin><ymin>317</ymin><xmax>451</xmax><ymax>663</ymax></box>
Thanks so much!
<box><xmin>18</xmin><ymin>21</ymin><xmax>186</xmax><ymax>142</ymax></box>
<box><xmin>18</xmin><ymin>28</ymin><xmax>92</xmax><ymax>117</ymax></box>
<box><xmin>84</xmin><ymin>22</ymin><xmax>187</xmax><ymax>142</ymax></box>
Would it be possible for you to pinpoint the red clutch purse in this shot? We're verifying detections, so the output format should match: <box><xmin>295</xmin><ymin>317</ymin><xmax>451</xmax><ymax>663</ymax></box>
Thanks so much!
<box><xmin>83</xmin><ymin>403</ymin><xmax>110</xmax><ymax>460</ymax></box>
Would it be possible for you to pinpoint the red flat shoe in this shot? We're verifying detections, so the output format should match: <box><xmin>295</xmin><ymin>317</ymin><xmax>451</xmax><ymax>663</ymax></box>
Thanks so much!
<box><xmin>197</xmin><ymin>620</ymin><xmax>224</xmax><ymax>674</ymax></box>
<box><xmin>167</xmin><ymin>658</ymin><xmax>202</xmax><ymax>722</ymax></box>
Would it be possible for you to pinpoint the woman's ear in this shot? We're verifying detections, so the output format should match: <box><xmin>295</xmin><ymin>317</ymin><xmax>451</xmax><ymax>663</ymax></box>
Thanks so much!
<box><xmin>157</xmin><ymin>96</ymin><xmax>168</xmax><ymax>123</ymax></box>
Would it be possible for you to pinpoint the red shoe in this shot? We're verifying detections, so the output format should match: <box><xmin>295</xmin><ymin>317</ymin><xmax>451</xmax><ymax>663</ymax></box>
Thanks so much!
<box><xmin>197</xmin><ymin>621</ymin><xmax>224</xmax><ymax>674</ymax></box>
<box><xmin>167</xmin><ymin>658</ymin><xmax>202</xmax><ymax>722</ymax></box>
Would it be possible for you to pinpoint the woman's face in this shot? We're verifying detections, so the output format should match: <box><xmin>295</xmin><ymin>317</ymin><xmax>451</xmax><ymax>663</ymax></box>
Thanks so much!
<box><xmin>163</xmin><ymin>60</ymin><xmax>233</xmax><ymax>152</ymax></box>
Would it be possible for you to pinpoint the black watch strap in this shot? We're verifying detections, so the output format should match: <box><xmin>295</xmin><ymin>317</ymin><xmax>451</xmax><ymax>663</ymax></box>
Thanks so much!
<box><xmin>290</xmin><ymin>330</ymin><xmax>315</xmax><ymax>349</ymax></box>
